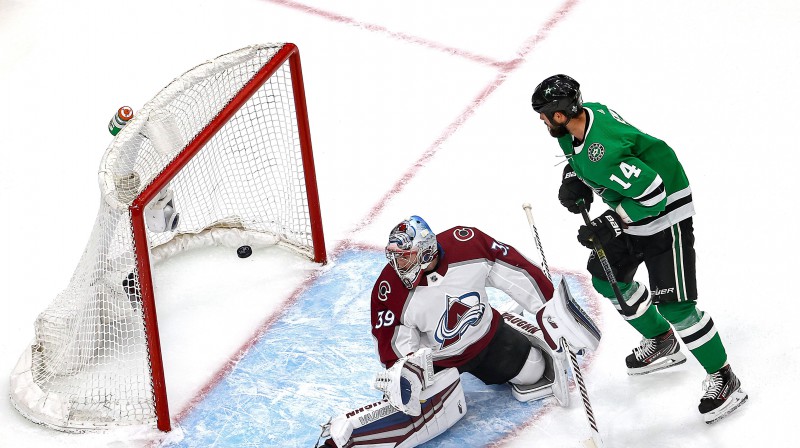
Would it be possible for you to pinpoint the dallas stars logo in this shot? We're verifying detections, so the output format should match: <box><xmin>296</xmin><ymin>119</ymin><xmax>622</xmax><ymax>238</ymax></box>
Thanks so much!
<box><xmin>587</xmin><ymin>143</ymin><xmax>605</xmax><ymax>162</ymax></box>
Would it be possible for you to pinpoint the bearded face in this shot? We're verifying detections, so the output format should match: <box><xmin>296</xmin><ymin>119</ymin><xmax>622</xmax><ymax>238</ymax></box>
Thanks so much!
<box><xmin>548</xmin><ymin>123</ymin><xmax>570</xmax><ymax>138</ymax></box>
<box><xmin>541</xmin><ymin>112</ymin><xmax>570</xmax><ymax>138</ymax></box>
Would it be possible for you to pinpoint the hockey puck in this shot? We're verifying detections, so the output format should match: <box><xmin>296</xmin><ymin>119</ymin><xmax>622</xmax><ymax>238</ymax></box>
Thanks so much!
<box><xmin>237</xmin><ymin>245</ymin><xmax>252</xmax><ymax>258</ymax></box>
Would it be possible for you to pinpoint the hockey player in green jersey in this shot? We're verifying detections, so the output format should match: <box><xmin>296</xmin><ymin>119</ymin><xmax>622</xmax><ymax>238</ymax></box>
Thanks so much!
<box><xmin>531</xmin><ymin>74</ymin><xmax>747</xmax><ymax>424</ymax></box>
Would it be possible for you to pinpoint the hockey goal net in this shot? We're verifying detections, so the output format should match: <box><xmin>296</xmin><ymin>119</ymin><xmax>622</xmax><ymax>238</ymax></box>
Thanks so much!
<box><xmin>9</xmin><ymin>43</ymin><xmax>326</xmax><ymax>432</ymax></box>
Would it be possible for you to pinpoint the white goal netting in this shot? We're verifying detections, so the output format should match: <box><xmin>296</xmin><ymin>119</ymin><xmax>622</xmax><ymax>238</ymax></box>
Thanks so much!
<box><xmin>10</xmin><ymin>43</ymin><xmax>325</xmax><ymax>431</ymax></box>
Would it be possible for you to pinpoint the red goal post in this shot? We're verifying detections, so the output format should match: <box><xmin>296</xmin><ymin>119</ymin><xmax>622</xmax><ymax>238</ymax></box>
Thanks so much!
<box><xmin>10</xmin><ymin>43</ymin><xmax>326</xmax><ymax>432</ymax></box>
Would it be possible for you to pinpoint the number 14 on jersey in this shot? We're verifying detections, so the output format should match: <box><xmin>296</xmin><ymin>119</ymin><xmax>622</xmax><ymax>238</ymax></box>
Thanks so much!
<box><xmin>609</xmin><ymin>162</ymin><xmax>641</xmax><ymax>190</ymax></box>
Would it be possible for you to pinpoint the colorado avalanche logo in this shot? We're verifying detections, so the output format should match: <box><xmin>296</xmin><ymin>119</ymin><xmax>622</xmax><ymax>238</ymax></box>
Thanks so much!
<box><xmin>453</xmin><ymin>228</ymin><xmax>475</xmax><ymax>242</ymax></box>
<box><xmin>434</xmin><ymin>292</ymin><xmax>486</xmax><ymax>348</ymax></box>
<box><xmin>378</xmin><ymin>280</ymin><xmax>391</xmax><ymax>301</ymax></box>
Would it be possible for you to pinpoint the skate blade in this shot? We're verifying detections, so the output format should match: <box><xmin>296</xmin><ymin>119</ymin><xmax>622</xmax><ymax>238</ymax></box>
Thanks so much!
<box><xmin>627</xmin><ymin>352</ymin><xmax>687</xmax><ymax>376</ymax></box>
<box><xmin>704</xmin><ymin>389</ymin><xmax>748</xmax><ymax>425</ymax></box>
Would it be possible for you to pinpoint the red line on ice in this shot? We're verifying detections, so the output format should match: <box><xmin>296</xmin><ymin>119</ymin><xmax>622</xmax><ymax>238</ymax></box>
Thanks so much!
<box><xmin>347</xmin><ymin>0</ymin><xmax>581</xmax><ymax>239</ymax></box>
<box><xmin>263</xmin><ymin>0</ymin><xmax>506</xmax><ymax>68</ymax></box>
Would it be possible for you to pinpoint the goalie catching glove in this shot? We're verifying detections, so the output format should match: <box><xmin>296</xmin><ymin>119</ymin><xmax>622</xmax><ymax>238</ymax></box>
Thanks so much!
<box><xmin>373</xmin><ymin>348</ymin><xmax>434</xmax><ymax>416</ymax></box>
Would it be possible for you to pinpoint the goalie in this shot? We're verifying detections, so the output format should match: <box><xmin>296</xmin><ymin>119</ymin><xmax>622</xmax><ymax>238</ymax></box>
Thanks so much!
<box><xmin>315</xmin><ymin>216</ymin><xmax>601</xmax><ymax>447</ymax></box>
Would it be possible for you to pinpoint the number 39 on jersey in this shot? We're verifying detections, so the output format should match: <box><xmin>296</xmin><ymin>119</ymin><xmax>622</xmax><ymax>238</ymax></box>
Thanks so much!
<box><xmin>375</xmin><ymin>310</ymin><xmax>395</xmax><ymax>329</ymax></box>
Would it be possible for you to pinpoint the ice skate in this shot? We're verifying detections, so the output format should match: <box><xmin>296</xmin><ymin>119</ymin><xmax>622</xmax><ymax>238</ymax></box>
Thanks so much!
<box><xmin>699</xmin><ymin>364</ymin><xmax>748</xmax><ymax>424</ymax></box>
<box><xmin>626</xmin><ymin>328</ymin><xmax>686</xmax><ymax>375</ymax></box>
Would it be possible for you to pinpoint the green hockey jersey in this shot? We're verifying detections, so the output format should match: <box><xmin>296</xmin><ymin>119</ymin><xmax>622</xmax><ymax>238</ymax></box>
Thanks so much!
<box><xmin>558</xmin><ymin>102</ymin><xmax>694</xmax><ymax>236</ymax></box>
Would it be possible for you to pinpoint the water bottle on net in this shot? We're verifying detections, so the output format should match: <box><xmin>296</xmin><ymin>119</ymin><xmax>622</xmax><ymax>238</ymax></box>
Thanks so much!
<box><xmin>108</xmin><ymin>106</ymin><xmax>134</xmax><ymax>136</ymax></box>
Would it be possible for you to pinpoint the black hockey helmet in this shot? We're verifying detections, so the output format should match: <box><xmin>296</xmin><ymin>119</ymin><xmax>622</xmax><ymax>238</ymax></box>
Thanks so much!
<box><xmin>531</xmin><ymin>74</ymin><xmax>583</xmax><ymax>119</ymax></box>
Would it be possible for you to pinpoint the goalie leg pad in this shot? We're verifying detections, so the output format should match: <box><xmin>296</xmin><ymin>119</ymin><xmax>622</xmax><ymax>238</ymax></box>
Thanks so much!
<box><xmin>503</xmin><ymin>312</ymin><xmax>570</xmax><ymax>406</ymax></box>
<box><xmin>324</xmin><ymin>368</ymin><xmax>466</xmax><ymax>448</ymax></box>
<box><xmin>509</xmin><ymin>334</ymin><xmax>569</xmax><ymax>406</ymax></box>
<box><xmin>508</xmin><ymin>347</ymin><xmax>545</xmax><ymax>385</ymax></box>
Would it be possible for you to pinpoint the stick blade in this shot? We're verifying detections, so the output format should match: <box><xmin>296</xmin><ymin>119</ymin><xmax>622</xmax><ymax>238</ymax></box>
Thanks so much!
<box><xmin>581</xmin><ymin>435</ymin><xmax>604</xmax><ymax>448</ymax></box>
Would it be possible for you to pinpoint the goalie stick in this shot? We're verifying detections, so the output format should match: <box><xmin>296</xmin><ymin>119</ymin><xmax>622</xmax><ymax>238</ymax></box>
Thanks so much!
<box><xmin>522</xmin><ymin>202</ymin><xmax>604</xmax><ymax>448</ymax></box>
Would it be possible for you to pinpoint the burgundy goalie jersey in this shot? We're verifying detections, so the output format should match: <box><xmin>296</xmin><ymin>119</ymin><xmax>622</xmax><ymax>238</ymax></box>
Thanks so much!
<box><xmin>371</xmin><ymin>226</ymin><xmax>554</xmax><ymax>369</ymax></box>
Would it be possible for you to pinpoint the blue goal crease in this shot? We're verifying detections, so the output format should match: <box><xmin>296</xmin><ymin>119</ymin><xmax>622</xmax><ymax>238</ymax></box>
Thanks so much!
<box><xmin>162</xmin><ymin>249</ymin><xmax>595</xmax><ymax>448</ymax></box>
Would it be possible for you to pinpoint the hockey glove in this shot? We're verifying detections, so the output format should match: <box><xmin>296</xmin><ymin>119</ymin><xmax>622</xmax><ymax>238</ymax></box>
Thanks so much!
<box><xmin>374</xmin><ymin>348</ymin><xmax>433</xmax><ymax>416</ymax></box>
<box><xmin>577</xmin><ymin>210</ymin><xmax>625</xmax><ymax>249</ymax></box>
<box><xmin>558</xmin><ymin>164</ymin><xmax>593</xmax><ymax>214</ymax></box>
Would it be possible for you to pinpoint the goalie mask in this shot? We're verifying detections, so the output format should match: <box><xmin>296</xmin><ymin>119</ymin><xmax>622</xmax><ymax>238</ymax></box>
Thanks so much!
<box><xmin>386</xmin><ymin>215</ymin><xmax>438</xmax><ymax>289</ymax></box>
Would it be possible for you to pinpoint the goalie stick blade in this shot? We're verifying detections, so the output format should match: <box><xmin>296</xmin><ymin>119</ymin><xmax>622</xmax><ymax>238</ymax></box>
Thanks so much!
<box><xmin>580</xmin><ymin>434</ymin><xmax>604</xmax><ymax>448</ymax></box>
<box><xmin>703</xmin><ymin>389</ymin><xmax>748</xmax><ymax>425</ymax></box>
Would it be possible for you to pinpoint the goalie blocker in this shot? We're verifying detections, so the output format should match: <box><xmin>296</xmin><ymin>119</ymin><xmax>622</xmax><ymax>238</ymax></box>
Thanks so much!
<box><xmin>316</xmin><ymin>279</ymin><xmax>600</xmax><ymax>448</ymax></box>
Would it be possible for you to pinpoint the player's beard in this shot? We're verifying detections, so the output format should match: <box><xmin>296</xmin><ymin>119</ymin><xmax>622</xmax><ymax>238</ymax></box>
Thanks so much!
<box><xmin>548</xmin><ymin>123</ymin><xmax>569</xmax><ymax>138</ymax></box>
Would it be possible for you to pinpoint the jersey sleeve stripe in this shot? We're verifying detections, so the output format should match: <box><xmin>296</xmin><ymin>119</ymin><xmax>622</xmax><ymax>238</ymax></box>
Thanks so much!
<box><xmin>634</xmin><ymin>175</ymin><xmax>666</xmax><ymax>207</ymax></box>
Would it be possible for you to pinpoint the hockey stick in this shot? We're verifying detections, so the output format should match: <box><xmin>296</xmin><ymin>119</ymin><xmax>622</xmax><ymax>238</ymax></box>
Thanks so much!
<box><xmin>576</xmin><ymin>201</ymin><xmax>635</xmax><ymax>316</ymax></box>
<box><xmin>522</xmin><ymin>203</ymin><xmax>604</xmax><ymax>448</ymax></box>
